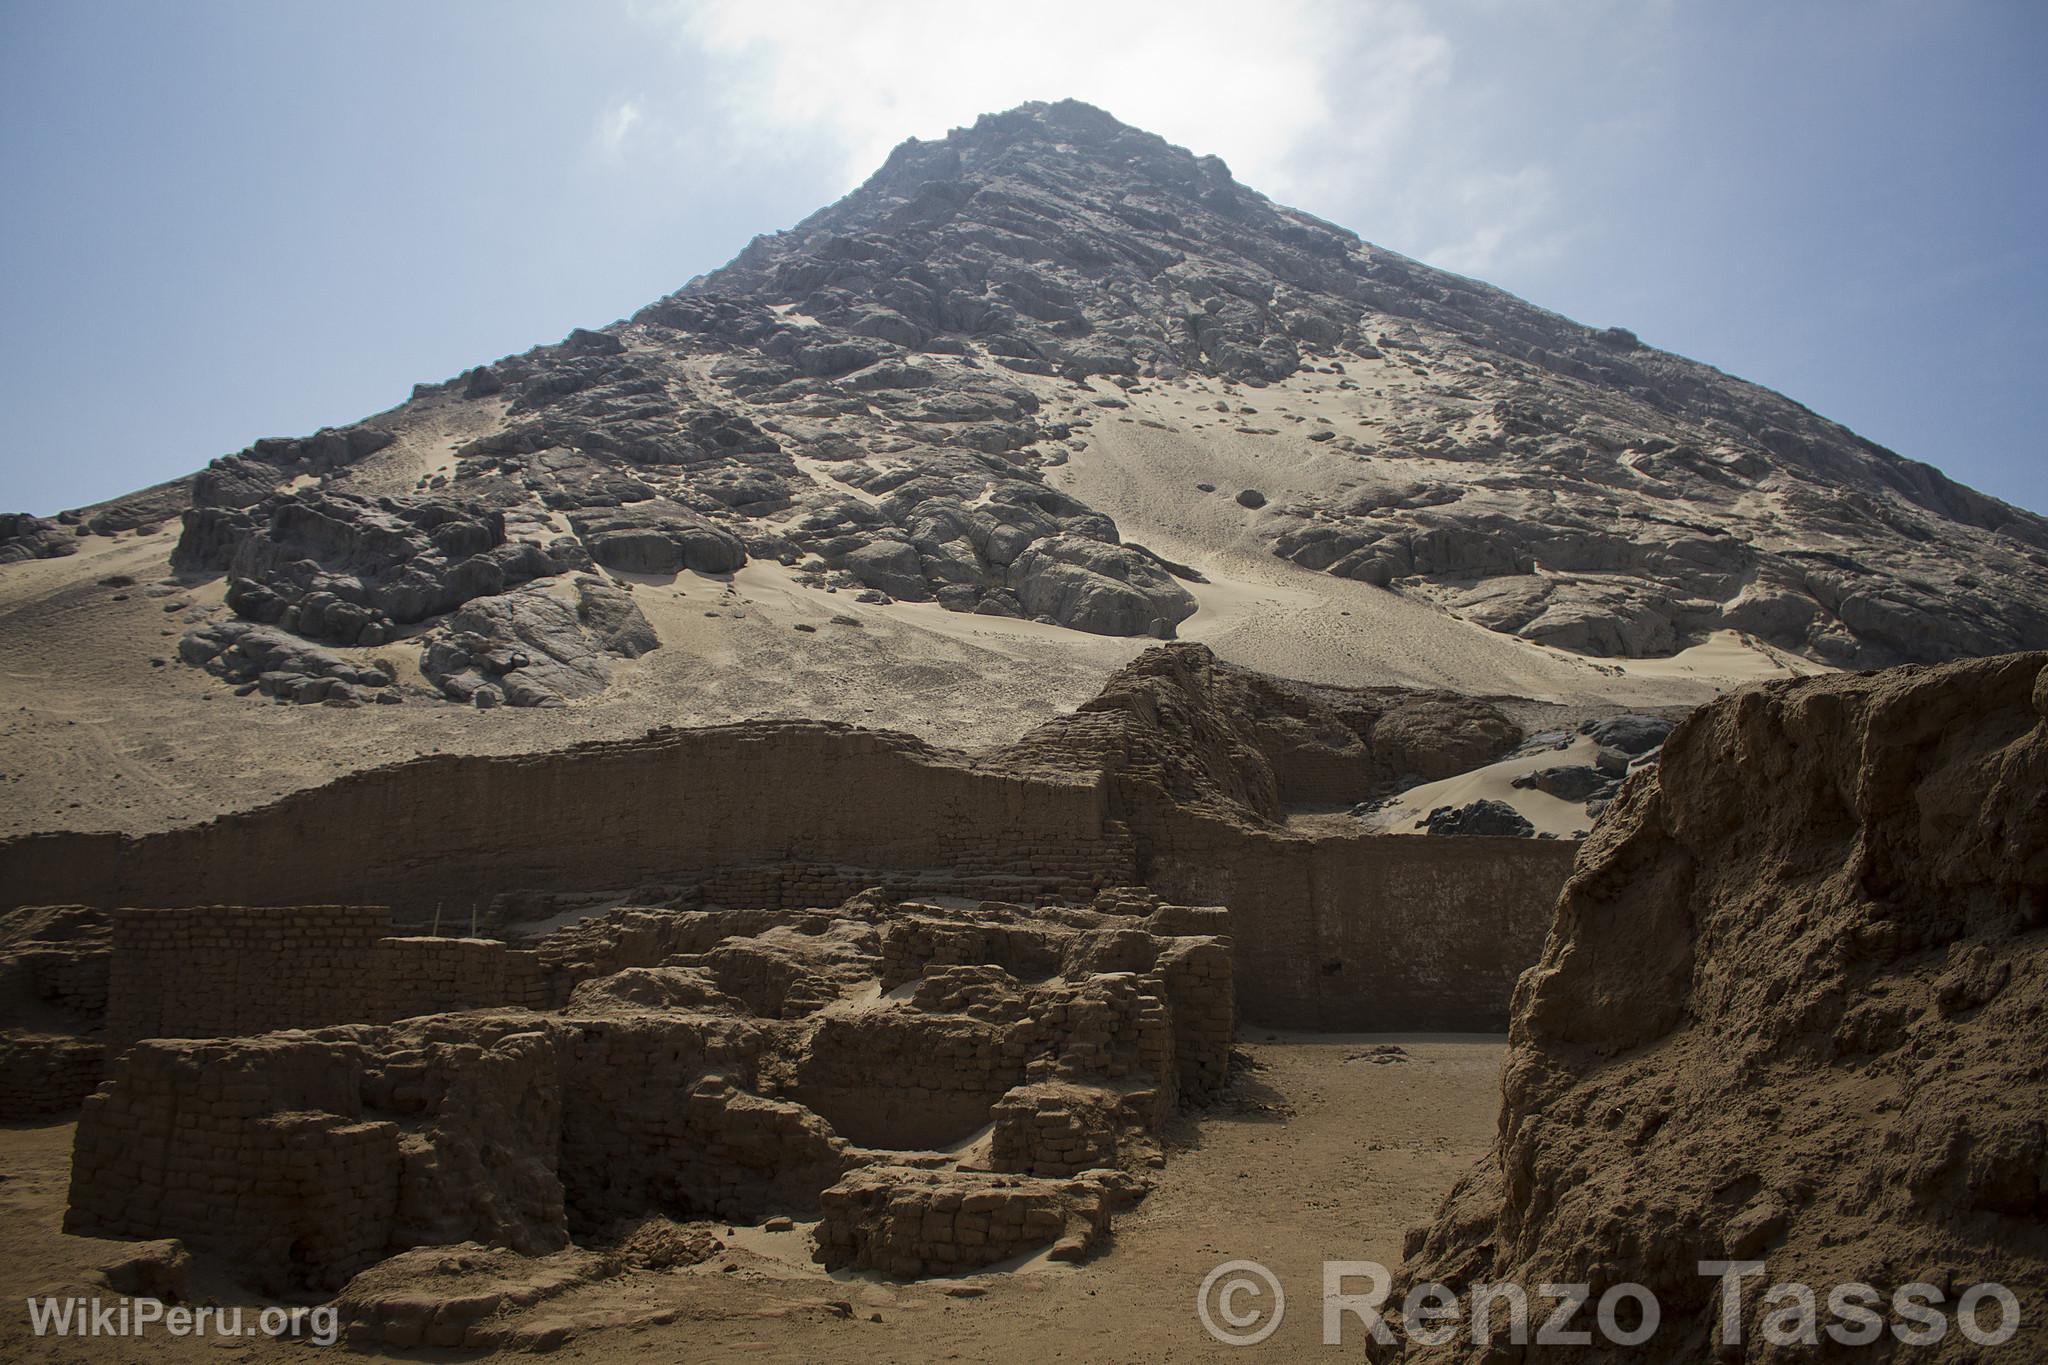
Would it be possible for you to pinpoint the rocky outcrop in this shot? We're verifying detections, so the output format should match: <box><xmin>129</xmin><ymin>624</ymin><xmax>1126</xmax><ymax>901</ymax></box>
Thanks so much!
<box><xmin>191</xmin><ymin>425</ymin><xmax>396</xmax><ymax>510</ymax></box>
<box><xmin>177</xmin><ymin>489</ymin><xmax>568</xmax><ymax>647</ymax></box>
<box><xmin>418</xmin><ymin>578</ymin><xmax>660</xmax><ymax>708</ymax></box>
<box><xmin>177</xmin><ymin>621</ymin><xmax>401</xmax><ymax>705</ymax></box>
<box><xmin>1388</xmin><ymin>653</ymin><xmax>2048</xmax><ymax>1361</ymax></box>
<box><xmin>0</xmin><ymin>512</ymin><xmax>77</xmax><ymax>564</ymax></box>
<box><xmin>1001</xmin><ymin>642</ymin><xmax>1523</xmax><ymax>820</ymax></box>
<box><xmin>1007</xmin><ymin>532</ymin><xmax>1196</xmax><ymax>636</ymax></box>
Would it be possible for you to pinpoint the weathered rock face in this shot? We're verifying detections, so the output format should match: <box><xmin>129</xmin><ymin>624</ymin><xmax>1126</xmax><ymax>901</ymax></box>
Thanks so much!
<box><xmin>0</xmin><ymin>512</ymin><xmax>78</xmax><ymax>564</ymax></box>
<box><xmin>177</xmin><ymin>620</ymin><xmax>401</xmax><ymax>706</ymax></box>
<box><xmin>1002</xmin><ymin>642</ymin><xmax>1523</xmax><ymax>819</ymax></box>
<box><xmin>1388</xmin><ymin>653</ymin><xmax>2048</xmax><ymax>1361</ymax></box>
<box><xmin>177</xmin><ymin>489</ymin><xmax>569</xmax><ymax>646</ymax></box>
<box><xmin>417</xmin><ymin>578</ymin><xmax>659</xmax><ymax>708</ymax></box>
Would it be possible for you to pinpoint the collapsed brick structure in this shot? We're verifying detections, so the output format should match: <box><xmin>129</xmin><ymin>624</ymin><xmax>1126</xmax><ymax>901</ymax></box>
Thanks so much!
<box><xmin>0</xmin><ymin>904</ymin><xmax>109</xmax><ymax>1116</ymax></box>
<box><xmin>64</xmin><ymin>892</ymin><xmax>1235</xmax><ymax>1299</ymax></box>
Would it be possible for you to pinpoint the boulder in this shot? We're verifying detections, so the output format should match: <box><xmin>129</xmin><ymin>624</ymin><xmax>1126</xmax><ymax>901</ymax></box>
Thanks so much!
<box><xmin>1510</xmin><ymin>764</ymin><xmax>1608</xmax><ymax>801</ymax></box>
<box><xmin>1582</xmin><ymin>713</ymin><xmax>1675</xmax><ymax>754</ymax></box>
<box><xmin>421</xmin><ymin>589</ymin><xmax>625</xmax><ymax>708</ymax></box>
<box><xmin>569</xmin><ymin>503</ymin><xmax>747</xmax><ymax>576</ymax></box>
<box><xmin>1422</xmin><ymin>800</ymin><xmax>1534</xmax><ymax>837</ymax></box>
<box><xmin>573</xmin><ymin>577</ymin><xmax>660</xmax><ymax>658</ymax></box>
<box><xmin>1008</xmin><ymin>534</ymin><xmax>1199</xmax><ymax>637</ymax></box>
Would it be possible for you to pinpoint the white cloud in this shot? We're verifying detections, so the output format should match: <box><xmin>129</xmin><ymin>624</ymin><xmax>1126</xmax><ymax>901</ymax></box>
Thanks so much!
<box><xmin>593</xmin><ymin>96</ymin><xmax>645</xmax><ymax>160</ymax></box>
<box><xmin>602</xmin><ymin>1</ymin><xmax>1679</xmax><ymax>288</ymax></box>
<box><xmin>1422</xmin><ymin>166</ymin><xmax>1574</xmax><ymax>278</ymax></box>
<box><xmin>643</xmin><ymin>0</ymin><xmax>1447</xmax><ymax>205</ymax></box>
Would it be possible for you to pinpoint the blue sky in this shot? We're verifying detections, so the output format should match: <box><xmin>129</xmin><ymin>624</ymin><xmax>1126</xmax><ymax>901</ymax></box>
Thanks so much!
<box><xmin>2</xmin><ymin>1</ymin><xmax>2042</xmax><ymax>515</ymax></box>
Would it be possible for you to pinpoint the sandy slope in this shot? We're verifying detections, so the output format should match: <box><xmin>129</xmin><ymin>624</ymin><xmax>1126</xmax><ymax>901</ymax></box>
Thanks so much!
<box><xmin>1361</xmin><ymin>735</ymin><xmax>1610</xmax><ymax>839</ymax></box>
<box><xmin>1045</xmin><ymin>369</ymin><xmax>1812</xmax><ymax>704</ymax></box>
<box><xmin>0</xmin><ymin>369</ymin><xmax>1818</xmax><ymax>839</ymax></box>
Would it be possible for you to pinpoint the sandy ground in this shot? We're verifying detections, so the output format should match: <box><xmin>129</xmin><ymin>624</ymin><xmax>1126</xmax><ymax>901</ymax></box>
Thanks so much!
<box><xmin>1362</xmin><ymin>734</ymin><xmax>1611</xmax><ymax>838</ymax></box>
<box><xmin>0</xmin><ymin>1032</ymin><xmax>1503</xmax><ymax>1363</ymax></box>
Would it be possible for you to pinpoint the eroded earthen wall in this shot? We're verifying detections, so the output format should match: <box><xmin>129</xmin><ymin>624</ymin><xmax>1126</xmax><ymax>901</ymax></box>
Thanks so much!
<box><xmin>0</xmin><ymin>724</ymin><xmax>1132</xmax><ymax>916</ymax></box>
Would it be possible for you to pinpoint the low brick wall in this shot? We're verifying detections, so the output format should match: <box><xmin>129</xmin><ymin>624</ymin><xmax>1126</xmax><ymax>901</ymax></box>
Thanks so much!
<box><xmin>104</xmin><ymin>908</ymin><xmax>552</xmax><ymax>1047</ymax></box>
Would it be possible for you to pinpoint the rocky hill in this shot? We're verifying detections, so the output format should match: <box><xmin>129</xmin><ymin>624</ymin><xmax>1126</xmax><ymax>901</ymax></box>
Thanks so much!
<box><xmin>2</xmin><ymin>101</ymin><xmax>2043</xmax><ymax>837</ymax></box>
<box><xmin>1389</xmin><ymin>652</ymin><xmax>2048</xmax><ymax>1360</ymax></box>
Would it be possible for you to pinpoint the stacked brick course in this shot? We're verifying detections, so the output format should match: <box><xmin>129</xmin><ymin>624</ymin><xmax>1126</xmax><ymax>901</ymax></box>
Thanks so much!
<box><xmin>814</xmin><ymin>1167</ymin><xmax>1118</xmax><ymax>1278</ymax></box>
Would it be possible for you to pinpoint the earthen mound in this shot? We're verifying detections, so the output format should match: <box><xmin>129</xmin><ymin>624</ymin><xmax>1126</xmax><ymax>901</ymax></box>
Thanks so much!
<box><xmin>1389</xmin><ymin>652</ymin><xmax>2048</xmax><ymax>1360</ymax></box>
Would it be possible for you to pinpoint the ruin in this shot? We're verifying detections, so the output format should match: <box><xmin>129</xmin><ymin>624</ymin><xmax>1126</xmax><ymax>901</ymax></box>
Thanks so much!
<box><xmin>64</xmin><ymin>893</ymin><xmax>1230</xmax><ymax>1316</ymax></box>
<box><xmin>1</xmin><ymin>645</ymin><xmax>1579</xmax><ymax>1307</ymax></box>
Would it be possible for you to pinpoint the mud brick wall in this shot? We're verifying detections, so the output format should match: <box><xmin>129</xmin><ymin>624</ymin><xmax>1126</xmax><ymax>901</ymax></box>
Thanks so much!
<box><xmin>372</xmin><ymin>937</ymin><xmax>509</xmax><ymax>1021</ymax></box>
<box><xmin>104</xmin><ymin>909</ymin><xmax>539</xmax><ymax>1046</ymax></box>
<box><xmin>796</xmin><ymin>1012</ymin><xmax>1028</xmax><ymax>1149</ymax></box>
<box><xmin>8</xmin><ymin>943</ymin><xmax>111</xmax><ymax>1018</ymax></box>
<box><xmin>553</xmin><ymin>1015</ymin><xmax>849</xmax><ymax>1231</ymax></box>
<box><xmin>1028</xmin><ymin>973</ymin><xmax>1176</xmax><ymax>1101</ymax></box>
<box><xmin>1156</xmin><ymin>939</ymin><xmax>1235</xmax><ymax>1099</ymax></box>
<box><xmin>104</xmin><ymin>906</ymin><xmax>392</xmax><ymax>1046</ymax></box>
<box><xmin>502</xmin><ymin>950</ymin><xmax>552</xmax><ymax>1009</ymax></box>
<box><xmin>878</xmin><ymin>921</ymin><xmax>1065</xmax><ymax>992</ymax></box>
<box><xmin>65</xmin><ymin>1035</ymin><xmax>400</xmax><ymax>1292</ymax></box>
<box><xmin>0</xmin><ymin>724</ymin><xmax>1134</xmax><ymax>916</ymax></box>
<box><xmin>0</xmin><ymin>1037</ymin><xmax>103</xmax><ymax>1116</ymax></box>
<box><xmin>1142</xmin><ymin>810</ymin><xmax>1576</xmax><ymax>1030</ymax></box>
<box><xmin>990</xmin><ymin>1082</ymin><xmax>1127</xmax><ymax>1177</ymax></box>
<box><xmin>815</xmin><ymin>1168</ymin><xmax>1111</xmax><ymax>1278</ymax></box>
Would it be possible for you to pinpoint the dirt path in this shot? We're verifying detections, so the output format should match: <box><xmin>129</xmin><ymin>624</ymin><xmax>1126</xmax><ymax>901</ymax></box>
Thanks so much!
<box><xmin>0</xmin><ymin>1032</ymin><xmax>1504</xmax><ymax>1363</ymax></box>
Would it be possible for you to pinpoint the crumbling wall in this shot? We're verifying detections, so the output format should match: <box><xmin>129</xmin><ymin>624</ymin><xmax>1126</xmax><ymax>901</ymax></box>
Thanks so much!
<box><xmin>105</xmin><ymin>906</ymin><xmax>391</xmax><ymax>1046</ymax></box>
<box><xmin>815</xmin><ymin>1167</ymin><xmax>1117</xmax><ymax>1277</ymax></box>
<box><xmin>990</xmin><ymin>1081</ymin><xmax>1130</xmax><ymax>1176</ymax></box>
<box><xmin>1388</xmin><ymin>651</ymin><xmax>2048</xmax><ymax>1362</ymax></box>
<box><xmin>65</xmin><ymin>1034</ymin><xmax>400</xmax><ymax>1291</ymax></box>
<box><xmin>0</xmin><ymin>905</ymin><xmax>111</xmax><ymax>1116</ymax></box>
<box><xmin>0</xmin><ymin>1037</ymin><xmax>104</xmax><ymax>1118</ymax></box>
<box><xmin>66</xmin><ymin>897</ymin><xmax>1238</xmax><ymax>1288</ymax></box>
<box><xmin>554</xmin><ymin>1012</ymin><xmax>852</xmax><ymax>1230</ymax></box>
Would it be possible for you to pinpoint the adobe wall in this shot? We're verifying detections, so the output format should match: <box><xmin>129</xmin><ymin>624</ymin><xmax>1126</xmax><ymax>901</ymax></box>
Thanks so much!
<box><xmin>0</xmin><ymin>723</ymin><xmax>1132</xmax><ymax>916</ymax></box>
<box><xmin>103</xmin><ymin>907</ymin><xmax>544</xmax><ymax>1047</ymax></box>
<box><xmin>1143</xmin><ymin>811</ymin><xmax>1577</xmax><ymax>1031</ymax></box>
<box><xmin>4</xmin><ymin>717</ymin><xmax>1577</xmax><ymax>1040</ymax></box>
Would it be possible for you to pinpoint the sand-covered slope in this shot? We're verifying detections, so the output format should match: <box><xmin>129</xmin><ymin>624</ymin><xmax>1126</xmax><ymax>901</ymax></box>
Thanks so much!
<box><xmin>1390</xmin><ymin>652</ymin><xmax>2048</xmax><ymax>1361</ymax></box>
